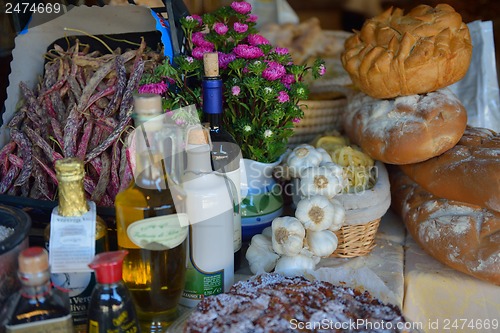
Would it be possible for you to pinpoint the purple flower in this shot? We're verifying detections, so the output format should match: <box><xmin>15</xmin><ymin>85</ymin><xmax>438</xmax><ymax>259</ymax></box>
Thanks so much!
<box><xmin>192</xmin><ymin>46</ymin><xmax>214</xmax><ymax>60</ymax></box>
<box><xmin>234</xmin><ymin>22</ymin><xmax>248</xmax><ymax>33</ymax></box>
<box><xmin>186</xmin><ymin>56</ymin><xmax>194</xmax><ymax>63</ymax></box>
<box><xmin>233</xmin><ymin>44</ymin><xmax>264</xmax><ymax>59</ymax></box>
<box><xmin>190</xmin><ymin>14</ymin><xmax>203</xmax><ymax>25</ymax></box>
<box><xmin>277</xmin><ymin>91</ymin><xmax>289</xmax><ymax>103</ymax></box>
<box><xmin>247</xmin><ymin>34</ymin><xmax>269</xmax><ymax>46</ymax></box>
<box><xmin>281</xmin><ymin>74</ymin><xmax>296</xmax><ymax>88</ymax></box>
<box><xmin>231</xmin><ymin>86</ymin><xmax>241</xmax><ymax>96</ymax></box>
<box><xmin>231</xmin><ymin>1</ymin><xmax>252</xmax><ymax>14</ymax></box>
<box><xmin>318</xmin><ymin>64</ymin><xmax>326</xmax><ymax>76</ymax></box>
<box><xmin>175</xmin><ymin>119</ymin><xmax>186</xmax><ymax>126</ymax></box>
<box><xmin>218</xmin><ymin>52</ymin><xmax>237</xmax><ymax>69</ymax></box>
<box><xmin>138</xmin><ymin>82</ymin><xmax>168</xmax><ymax>95</ymax></box>
<box><xmin>247</xmin><ymin>14</ymin><xmax>258</xmax><ymax>23</ymax></box>
<box><xmin>166</xmin><ymin>111</ymin><xmax>174</xmax><ymax>117</ymax></box>
<box><xmin>262</xmin><ymin>61</ymin><xmax>286</xmax><ymax>81</ymax></box>
<box><xmin>274</xmin><ymin>47</ymin><xmax>289</xmax><ymax>55</ymax></box>
<box><xmin>214</xmin><ymin>22</ymin><xmax>229</xmax><ymax>35</ymax></box>
<box><xmin>192</xmin><ymin>32</ymin><xmax>214</xmax><ymax>48</ymax></box>
<box><xmin>293</xmin><ymin>118</ymin><xmax>301</xmax><ymax>124</ymax></box>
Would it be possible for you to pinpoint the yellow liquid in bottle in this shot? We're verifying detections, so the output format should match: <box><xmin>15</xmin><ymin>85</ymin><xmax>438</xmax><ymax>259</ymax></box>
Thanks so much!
<box><xmin>115</xmin><ymin>179</ymin><xmax>186</xmax><ymax>333</ymax></box>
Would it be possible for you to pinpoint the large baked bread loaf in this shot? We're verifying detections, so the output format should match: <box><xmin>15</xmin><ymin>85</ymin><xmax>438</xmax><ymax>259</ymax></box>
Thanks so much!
<box><xmin>400</xmin><ymin>127</ymin><xmax>500</xmax><ymax>212</ymax></box>
<box><xmin>341</xmin><ymin>4</ymin><xmax>472</xmax><ymax>99</ymax></box>
<box><xmin>390</xmin><ymin>168</ymin><xmax>500</xmax><ymax>285</ymax></box>
<box><xmin>343</xmin><ymin>88</ymin><xmax>467</xmax><ymax>165</ymax></box>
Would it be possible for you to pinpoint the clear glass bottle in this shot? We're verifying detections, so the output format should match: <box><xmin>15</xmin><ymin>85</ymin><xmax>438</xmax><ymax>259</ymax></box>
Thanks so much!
<box><xmin>2</xmin><ymin>247</ymin><xmax>73</xmax><ymax>333</ymax></box>
<box><xmin>45</xmin><ymin>157</ymin><xmax>109</xmax><ymax>333</ymax></box>
<box><xmin>114</xmin><ymin>94</ymin><xmax>187</xmax><ymax>332</ymax></box>
<box><xmin>202</xmin><ymin>52</ymin><xmax>242</xmax><ymax>270</ymax></box>
<box><xmin>179</xmin><ymin>126</ymin><xmax>234</xmax><ymax>308</ymax></box>
<box><xmin>87</xmin><ymin>250</ymin><xmax>140</xmax><ymax>333</ymax></box>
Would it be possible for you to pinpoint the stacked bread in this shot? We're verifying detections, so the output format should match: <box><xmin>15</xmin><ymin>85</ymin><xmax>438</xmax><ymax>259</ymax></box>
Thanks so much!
<box><xmin>341</xmin><ymin>4</ymin><xmax>500</xmax><ymax>285</ymax></box>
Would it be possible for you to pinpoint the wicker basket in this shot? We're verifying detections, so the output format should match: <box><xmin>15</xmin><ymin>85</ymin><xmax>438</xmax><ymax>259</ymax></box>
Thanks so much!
<box><xmin>290</xmin><ymin>98</ymin><xmax>347</xmax><ymax>146</ymax></box>
<box><xmin>329</xmin><ymin>218</ymin><xmax>381</xmax><ymax>258</ymax></box>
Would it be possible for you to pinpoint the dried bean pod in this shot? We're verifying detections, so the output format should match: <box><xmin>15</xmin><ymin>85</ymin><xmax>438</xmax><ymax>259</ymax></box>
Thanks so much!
<box><xmin>103</xmin><ymin>55</ymin><xmax>127</xmax><ymax>117</ymax></box>
<box><xmin>7</xmin><ymin>107</ymin><xmax>26</xmax><ymax>129</ymax></box>
<box><xmin>119</xmin><ymin>59</ymin><xmax>144</xmax><ymax>119</ymax></box>
<box><xmin>33</xmin><ymin>155</ymin><xmax>58</xmax><ymax>185</ymax></box>
<box><xmin>84</xmin><ymin>175</ymin><xmax>96</xmax><ymax>196</ymax></box>
<box><xmin>33</xmin><ymin>161</ymin><xmax>51</xmax><ymax>200</ymax></box>
<box><xmin>91</xmin><ymin>151</ymin><xmax>110</xmax><ymax>204</ymax></box>
<box><xmin>10</xmin><ymin>129</ymin><xmax>33</xmax><ymax>187</ymax></box>
<box><xmin>63</xmin><ymin>106</ymin><xmax>84</xmax><ymax>157</ymax></box>
<box><xmin>85</xmin><ymin>114</ymin><xmax>132</xmax><ymax>162</ymax></box>
<box><xmin>43</xmin><ymin>96</ymin><xmax>57</xmax><ymax>119</ymax></box>
<box><xmin>0</xmin><ymin>142</ymin><xmax>17</xmax><ymax>169</ymax></box>
<box><xmin>85</xmin><ymin>85</ymin><xmax>116</xmax><ymax>113</ymax></box>
<box><xmin>119</xmin><ymin>143</ymin><xmax>134</xmax><ymax>192</ymax></box>
<box><xmin>8</xmin><ymin>154</ymin><xmax>23</xmax><ymax>169</ymax></box>
<box><xmin>24</xmin><ymin>126</ymin><xmax>63</xmax><ymax>163</ymax></box>
<box><xmin>109</xmin><ymin>140</ymin><xmax>121</xmax><ymax>199</ymax></box>
<box><xmin>19</xmin><ymin>82</ymin><xmax>44</xmax><ymax>118</ymax></box>
<box><xmin>0</xmin><ymin>165</ymin><xmax>20</xmax><ymax>194</ymax></box>
<box><xmin>76</xmin><ymin>120</ymin><xmax>93</xmax><ymax>160</ymax></box>
<box><xmin>50</xmin><ymin>117</ymin><xmax>65</xmax><ymax>151</ymax></box>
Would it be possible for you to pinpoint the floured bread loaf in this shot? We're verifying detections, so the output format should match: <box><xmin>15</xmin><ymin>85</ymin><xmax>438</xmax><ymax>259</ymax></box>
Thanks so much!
<box><xmin>184</xmin><ymin>273</ymin><xmax>412</xmax><ymax>332</ymax></box>
<box><xmin>400</xmin><ymin>126</ymin><xmax>500</xmax><ymax>212</ymax></box>
<box><xmin>341</xmin><ymin>4</ymin><xmax>472</xmax><ymax>99</ymax></box>
<box><xmin>343</xmin><ymin>88</ymin><xmax>467</xmax><ymax>165</ymax></box>
<box><xmin>390</xmin><ymin>168</ymin><xmax>500</xmax><ymax>285</ymax></box>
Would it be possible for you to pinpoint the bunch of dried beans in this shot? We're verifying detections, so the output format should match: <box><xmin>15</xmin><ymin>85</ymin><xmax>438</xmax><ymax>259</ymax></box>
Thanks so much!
<box><xmin>0</xmin><ymin>38</ymin><xmax>164</xmax><ymax>206</ymax></box>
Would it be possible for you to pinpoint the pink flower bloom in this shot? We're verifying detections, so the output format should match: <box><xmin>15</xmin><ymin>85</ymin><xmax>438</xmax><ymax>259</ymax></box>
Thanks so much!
<box><xmin>274</xmin><ymin>47</ymin><xmax>289</xmax><ymax>55</ymax></box>
<box><xmin>192</xmin><ymin>46</ymin><xmax>214</xmax><ymax>60</ymax></box>
<box><xmin>293</xmin><ymin>118</ymin><xmax>301</xmax><ymax>124</ymax></box>
<box><xmin>234</xmin><ymin>44</ymin><xmax>264</xmax><ymax>59</ymax></box>
<box><xmin>218</xmin><ymin>52</ymin><xmax>236</xmax><ymax>69</ymax></box>
<box><xmin>192</xmin><ymin>32</ymin><xmax>214</xmax><ymax>48</ymax></box>
<box><xmin>234</xmin><ymin>22</ymin><xmax>248</xmax><ymax>33</ymax></box>
<box><xmin>281</xmin><ymin>74</ymin><xmax>295</xmax><ymax>88</ymax></box>
<box><xmin>247</xmin><ymin>14</ymin><xmax>258</xmax><ymax>23</ymax></box>
<box><xmin>166</xmin><ymin>111</ymin><xmax>174</xmax><ymax>117</ymax></box>
<box><xmin>189</xmin><ymin>14</ymin><xmax>203</xmax><ymax>25</ymax></box>
<box><xmin>278</xmin><ymin>91</ymin><xmax>289</xmax><ymax>103</ymax></box>
<box><xmin>186</xmin><ymin>56</ymin><xmax>194</xmax><ymax>63</ymax></box>
<box><xmin>231</xmin><ymin>86</ymin><xmax>241</xmax><ymax>96</ymax></box>
<box><xmin>175</xmin><ymin>119</ymin><xmax>186</xmax><ymax>126</ymax></box>
<box><xmin>214</xmin><ymin>22</ymin><xmax>229</xmax><ymax>35</ymax></box>
<box><xmin>231</xmin><ymin>1</ymin><xmax>252</xmax><ymax>14</ymax></box>
<box><xmin>262</xmin><ymin>61</ymin><xmax>286</xmax><ymax>81</ymax></box>
<box><xmin>247</xmin><ymin>34</ymin><xmax>269</xmax><ymax>46</ymax></box>
<box><xmin>318</xmin><ymin>64</ymin><xmax>326</xmax><ymax>76</ymax></box>
<box><xmin>138</xmin><ymin>82</ymin><xmax>168</xmax><ymax>95</ymax></box>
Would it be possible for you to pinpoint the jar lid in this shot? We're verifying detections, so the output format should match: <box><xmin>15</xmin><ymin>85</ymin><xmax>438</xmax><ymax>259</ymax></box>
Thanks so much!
<box><xmin>0</xmin><ymin>204</ymin><xmax>32</xmax><ymax>255</ymax></box>
<box><xmin>18</xmin><ymin>247</ymin><xmax>49</xmax><ymax>274</ymax></box>
<box><xmin>89</xmin><ymin>250</ymin><xmax>128</xmax><ymax>284</ymax></box>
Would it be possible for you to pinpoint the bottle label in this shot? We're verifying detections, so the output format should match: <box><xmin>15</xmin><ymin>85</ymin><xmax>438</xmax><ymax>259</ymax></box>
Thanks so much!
<box><xmin>88</xmin><ymin>310</ymin><xmax>139</xmax><ymax>333</ymax></box>
<box><xmin>182</xmin><ymin>259</ymin><xmax>224</xmax><ymax>299</ymax></box>
<box><xmin>6</xmin><ymin>314</ymin><xmax>73</xmax><ymax>333</ymax></box>
<box><xmin>49</xmin><ymin>201</ymin><xmax>97</xmax><ymax>273</ymax></box>
<box><xmin>127</xmin><ymin>214</ymin><xmax>189</xmax><ymax>250</ymax></box>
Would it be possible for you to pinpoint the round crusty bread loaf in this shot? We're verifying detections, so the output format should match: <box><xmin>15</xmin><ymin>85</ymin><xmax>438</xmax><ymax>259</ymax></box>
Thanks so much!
<box><xmin>389</xmin><ymin>167</ymin><xmax>500</xmax><ymax>285</ymax></box>
<box><xmin>343</xmin><ymin>88</ymin><xmax>467</xmax><ymax>165</ymax></box>
<box><xmin>400</xmin><ymin>126</ymin><xmax>500</xmax><ymax>212</ymax></box>
<box><xmin>341</xmin><ymin>4</ymin><xmax>472</xmax><ymax>99</ymax></box>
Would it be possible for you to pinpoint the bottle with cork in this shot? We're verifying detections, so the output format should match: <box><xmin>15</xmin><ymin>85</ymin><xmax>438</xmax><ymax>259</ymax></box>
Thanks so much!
<box><xmin>179</xmin><ymin>125</ymin><xmax>234</xmax><ymax>308</ymax></box>
<box><xmin>202</xmin><ymin>52</ymin><xmax>243</xmax><ymax>270</ymax></box>
<box><xmin>45</xmin><ymin>157</ymin><xmax>109</xmax><ymax>333</ymax></box>
<box><xmin>1</xmin><ymin>247</ymin><xmax>73</xmax><ymax>332</ymax></box>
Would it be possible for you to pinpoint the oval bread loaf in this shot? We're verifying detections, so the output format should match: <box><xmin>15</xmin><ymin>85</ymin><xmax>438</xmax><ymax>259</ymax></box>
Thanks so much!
<box><xmin>390</xmin><ymin>167</ymin><xmax>500</xmax><ymax>285</ymax></box>
<box><xmin>341</xmin><ymin>4</ymin><xmax>472</xmax><ymax>99</ymax></box>
<box><xmin>343</xmin><ymin>88</ymin><xmax>467</xmax><ymax>165</ymax></box>
<box><xmin>400</xmin><ymin>127</ymin><xmax>500</xmax><ymax>212</ymax></box>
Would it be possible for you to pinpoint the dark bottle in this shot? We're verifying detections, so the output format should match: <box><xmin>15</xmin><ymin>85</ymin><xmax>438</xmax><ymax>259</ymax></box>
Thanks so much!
<box><xmin>2</xmin><ymin>247</ymin><xmax>73</xmax><ymax>332</ymax></box>
<box><xmin>202</xmin><ymin>52</ymin><xmax>242</xmax><ymax>271</ymax></box>
<box><xmin>87</xmin><ymin>250</ymin><xmax>140</xmax><ymax>333</ymax></box>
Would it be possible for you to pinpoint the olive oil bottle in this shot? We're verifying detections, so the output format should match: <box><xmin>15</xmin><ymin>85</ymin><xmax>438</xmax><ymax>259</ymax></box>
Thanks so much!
<box><xmin>45</xmin><ymin>158</ymin><xmax>109</xmax><ymax>333</ymax></box>
<box><xmin>114</xmin><ymin>94</ymin><xmax>187</xmax><ymax>332</ymax></box>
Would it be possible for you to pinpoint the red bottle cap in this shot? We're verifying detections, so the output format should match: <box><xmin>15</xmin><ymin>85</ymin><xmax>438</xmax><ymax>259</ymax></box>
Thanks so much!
<box><xmin>88</xmin><ymin>250</ymin><xmax>128</xmax><ymax>284</ymax></box>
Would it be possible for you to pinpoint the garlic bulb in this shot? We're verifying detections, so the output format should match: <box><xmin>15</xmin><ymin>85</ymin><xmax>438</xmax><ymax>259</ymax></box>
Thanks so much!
<box><xmin>328</xmin><ymin>198</ymin><xmax>346</xmax><ymax>231</ymax></box>
<box><xmin>316</xmin><ymin>147</ymin><xmax>333</xmax><ymax>165</ymax></box>
<box><xmin>274</xmin><ymin>254</ymin><xmax>317</xmax><ymax>276</ymax></box>
<box><xmin>306</xmin><ymin>230</ymin><xmax>338</xmax><ymax>257</ymax></box>
<box><xmin>299</xmin><ymin>166</ymin><xmax>344</xmax><ymax>198</ymax></box>
<box><xmin>286</xmin><ymin>144</ymin><xmax>323</xmax><ymax>178</ymax></box>
<box><xmin>295</xmin><ymin>195</ymin><xmax>337</xmax><ymax>231</ymax></box>
<box><xmin>246</xmin><ymin>234</ymin><xmax>280</xmax><ymax>274</ymax></box>
<box><xmin>271</xmin><ymin>216</ymin><xmax>305</xmax><ymax>256</ymax></box>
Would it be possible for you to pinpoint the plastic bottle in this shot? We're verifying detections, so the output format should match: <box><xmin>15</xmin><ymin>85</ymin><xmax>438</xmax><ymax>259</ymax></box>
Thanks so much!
<box><xmin>87</xmin><ymin>250</ymin><xmax>140</xmax><ymax>333</ymax></box>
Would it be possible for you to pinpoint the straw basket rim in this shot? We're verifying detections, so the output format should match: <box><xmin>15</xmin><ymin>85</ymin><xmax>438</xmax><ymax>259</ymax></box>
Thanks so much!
<box><xmin>329</xmin><ymin>218</ymin><xmax>381</xmax><ymax>258</ymax></box>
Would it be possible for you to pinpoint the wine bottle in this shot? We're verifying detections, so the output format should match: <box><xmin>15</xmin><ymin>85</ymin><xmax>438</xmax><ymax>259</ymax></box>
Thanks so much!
<box><xmin>87</xmin><ymin>250</ymin><xmax>140</xmax><ymax>333</ymax></box>
<box><xmin>202</xmin><ymin>52</ymin><xmax>242</xmax><ymax>271</ymax></box>
<box><xmin>179</xmin><ymin>126</ymin><xmax>234</xmax><ymax>308</ymax></box>
<box><xmin>114</xmin><ymin>94</ymin><xmax>187</xmax><ymax>333</ymax></box>
<box><xmin>46</xmin><ymin>157</ymin><xmax>109</xmax><ymax>333</ymax></box>
<box><xmin>3</xmin><ymin>247</ymin><xmax>73</xmax><ymax>332</ymax></box>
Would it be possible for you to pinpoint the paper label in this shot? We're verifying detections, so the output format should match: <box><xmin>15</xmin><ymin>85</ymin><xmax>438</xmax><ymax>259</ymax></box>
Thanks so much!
<box><xmin>127</xmin><ymin>214</ymin><xmax>188</xmax><ymax>250</ymax></box>
<box><xmin>49</xmin><ymin>201</ymin><xmax>96</xmax><ymax>273</ymax></box>
<box><xmin>6</xmin><ymin>314</ymin><xmax>73</xmax><ymax>333</ymax></box>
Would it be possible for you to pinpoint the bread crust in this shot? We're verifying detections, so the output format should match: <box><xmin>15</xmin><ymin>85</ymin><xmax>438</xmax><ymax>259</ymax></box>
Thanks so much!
<box><xmin>400</xmin><ymin>127</ymin><xmax>500</xmax><ymax>212</ymax></box>
<box><xmin>341</xmin><ymin>4</ymin><xmax>472</xmax><ymax>99</ymax></box>
<box><xmin>389</xmin><ymin>167</ymin><xmax>500</xmax><ymax>285</ymax></box>
<box><xmin>343</xmin><ymin>88</ymin><xmax>467</xmax><ymax>165</ymax></box>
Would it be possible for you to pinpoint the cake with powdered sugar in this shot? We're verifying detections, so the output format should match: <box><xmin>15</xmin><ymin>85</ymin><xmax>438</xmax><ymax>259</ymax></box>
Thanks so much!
<box><xmin>184</xmin><ymin>273</ymin><xmax>412</xmax><ymax>333</ymax></box>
